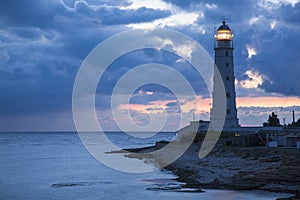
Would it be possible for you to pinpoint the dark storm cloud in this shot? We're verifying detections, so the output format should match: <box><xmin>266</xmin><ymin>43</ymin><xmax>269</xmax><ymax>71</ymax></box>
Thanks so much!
<box><xmin>165</xmin><ymin>0</ymin><xmax>255</xmax><ymax>24</ymax></box>
<box><xmin>162</xmin><ymin>0</ymin><xmax>197</xmax><ymax>8</ymax></box>
<box><xmin>247</xmin><ymin>19</ymin><xmax>300</xmax><ymax>96</ymax></box>
<box><xmin>279</xmin><ymin>3</ymin><xmax>300</xmax><ymax>26</ymax></box>
<box><xmin>166</xmin><ymin>102</ymin><xmax>178</xmax><ymax>107</ymax></box>
<box><xmin>251</xmin><ymin>3</ymin><xmax>300</xmax><ymax>96</ymax></box>
<box><xmin>190</xmin><ymin>0</ymin><xmax>300</xmax><ymax>97</ymax></box>
<box><xmin>95</xmin><ymin>49</ymin><xmax>209</xmax><ymax>100</ymax></box>
<box><xmin>63</xmin><ymin>0</ymin><xmax>131</xmax><ymax>8</ymax></box>
<box><xmin>0</xmin><ymin>0</ymin><xmax>170</xmax><ymax>27</ymax></box>
<box><xmin>1</xmin><ymin>0</ymin><xmax>300</xmax><ymax>130</ymax></box>
<box><xmin>0</xmin><ymin>0</ymin><xmax>173</xmax><ymax>117</ymax></box>
<box><xmin>0</xmin><ymin>0</ymin><xmax>64</xmax><ymax>28</ymax></box>
<box><xmin>74</xmin><ymin>2</ymin><xmax>171</xmax><ymax>25</ymax></box>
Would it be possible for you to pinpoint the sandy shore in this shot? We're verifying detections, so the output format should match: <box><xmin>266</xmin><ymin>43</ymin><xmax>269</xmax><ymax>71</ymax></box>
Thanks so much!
<box><xmin>122</xmin><ymin>141</ymin><xmax>300</xmax><ymax>199</ymax></box>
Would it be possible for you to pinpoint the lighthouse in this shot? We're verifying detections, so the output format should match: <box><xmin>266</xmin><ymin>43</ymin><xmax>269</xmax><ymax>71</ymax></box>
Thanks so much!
<box><xmin>210</xmin><ymin>21</ymin><xmax>239</xmax><ymax>129</ymax></box>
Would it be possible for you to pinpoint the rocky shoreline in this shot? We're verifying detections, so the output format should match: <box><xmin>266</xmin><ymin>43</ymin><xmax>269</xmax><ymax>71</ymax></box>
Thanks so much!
<box><xmin>123</xmin><ymin>141</ymin><xmax>300</xmax><ymax>199</ymax></box>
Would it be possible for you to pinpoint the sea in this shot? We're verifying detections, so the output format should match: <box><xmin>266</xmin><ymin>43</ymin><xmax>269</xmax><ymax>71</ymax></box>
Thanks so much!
<box><xmin>0</xmin><ymin>132</ymin><xmax>292</xmax><ymax>200</ymax></box>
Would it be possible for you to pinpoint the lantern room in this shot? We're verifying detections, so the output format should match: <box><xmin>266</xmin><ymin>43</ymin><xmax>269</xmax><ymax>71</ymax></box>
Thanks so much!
<box><xmin>215</xmin><ymin>21</ymin><xmax>233</xmax><ymax>41</ymax></box>
<box><xmin>214</xmin><ymin>21</ymin><xmax>234</xmax><ymax>48</ymax></box>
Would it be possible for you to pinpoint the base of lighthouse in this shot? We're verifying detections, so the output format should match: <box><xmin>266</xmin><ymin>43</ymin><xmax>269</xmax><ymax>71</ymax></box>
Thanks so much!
<box><xmin>210</xmin><ymin>106</ymin><xmax>239</xmax><ymax>130</ymax></box>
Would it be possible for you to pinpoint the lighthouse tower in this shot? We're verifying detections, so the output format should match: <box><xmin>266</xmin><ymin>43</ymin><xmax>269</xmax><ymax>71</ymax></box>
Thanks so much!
<box><xmin>210</xmin><ymin>21</ymin><xmax>239</xmax><ymax>129</ymax></box>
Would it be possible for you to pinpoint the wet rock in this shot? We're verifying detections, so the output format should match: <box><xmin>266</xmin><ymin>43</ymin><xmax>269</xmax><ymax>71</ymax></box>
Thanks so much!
<box><xmin>124</xmin><ymin>143</ymin><xmax>300</xmax><ymax>194</ymax></box>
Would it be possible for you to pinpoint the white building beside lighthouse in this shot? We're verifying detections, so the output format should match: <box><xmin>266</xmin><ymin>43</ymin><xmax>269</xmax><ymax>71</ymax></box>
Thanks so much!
<box><xmin>210</xmin><ymin>21</ymin><xmax>239</xmax><ymax>129</ymax></box>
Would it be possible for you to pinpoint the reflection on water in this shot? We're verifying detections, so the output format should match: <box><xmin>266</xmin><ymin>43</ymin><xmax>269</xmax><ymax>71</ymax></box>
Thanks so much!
<box><xmin>0</xmin><ymin>132</ymin><xmax>292</xmax><ymax>200</ymax></box>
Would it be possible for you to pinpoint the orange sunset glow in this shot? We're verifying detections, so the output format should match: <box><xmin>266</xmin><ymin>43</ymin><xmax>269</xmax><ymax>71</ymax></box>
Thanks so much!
<box><xmin>118</xmin><ymin>96</ymin><xmax>300</xmax><ymax>114</ymax></box>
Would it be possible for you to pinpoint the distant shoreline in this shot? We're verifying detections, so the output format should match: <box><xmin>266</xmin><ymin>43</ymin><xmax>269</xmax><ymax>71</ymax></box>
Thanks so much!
<box><xmin>0</xmin><ymin>131</ymin><xmax>176</xmax><ymax>134</ymax></box>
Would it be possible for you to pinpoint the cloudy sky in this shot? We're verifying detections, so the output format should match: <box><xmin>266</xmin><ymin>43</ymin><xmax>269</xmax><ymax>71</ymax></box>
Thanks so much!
<box><xmin>1</xmin><ymin>0</ymin><xmax>300</xmax><ymax>131</ymax></box>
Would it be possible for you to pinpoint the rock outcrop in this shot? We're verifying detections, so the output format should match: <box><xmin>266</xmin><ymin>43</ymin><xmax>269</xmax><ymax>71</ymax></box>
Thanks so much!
<box><xmin>126</xmin><ymin>142</ymin><xmax>300</xmax><ymax>196</ymax></box>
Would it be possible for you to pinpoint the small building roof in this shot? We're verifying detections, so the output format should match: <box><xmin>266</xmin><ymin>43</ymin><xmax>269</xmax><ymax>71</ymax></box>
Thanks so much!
<box><xmin>218</xmin><ymin>21</ymin><xmax>231</xmax><ymax>31</ymax></box>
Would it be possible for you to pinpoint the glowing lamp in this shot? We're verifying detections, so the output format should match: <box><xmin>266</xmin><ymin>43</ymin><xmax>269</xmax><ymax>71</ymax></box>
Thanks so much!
<box><xmin>214</xmin><ymin>21</ymin><xmax>233</xmax><ymax>41</ymax></box>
